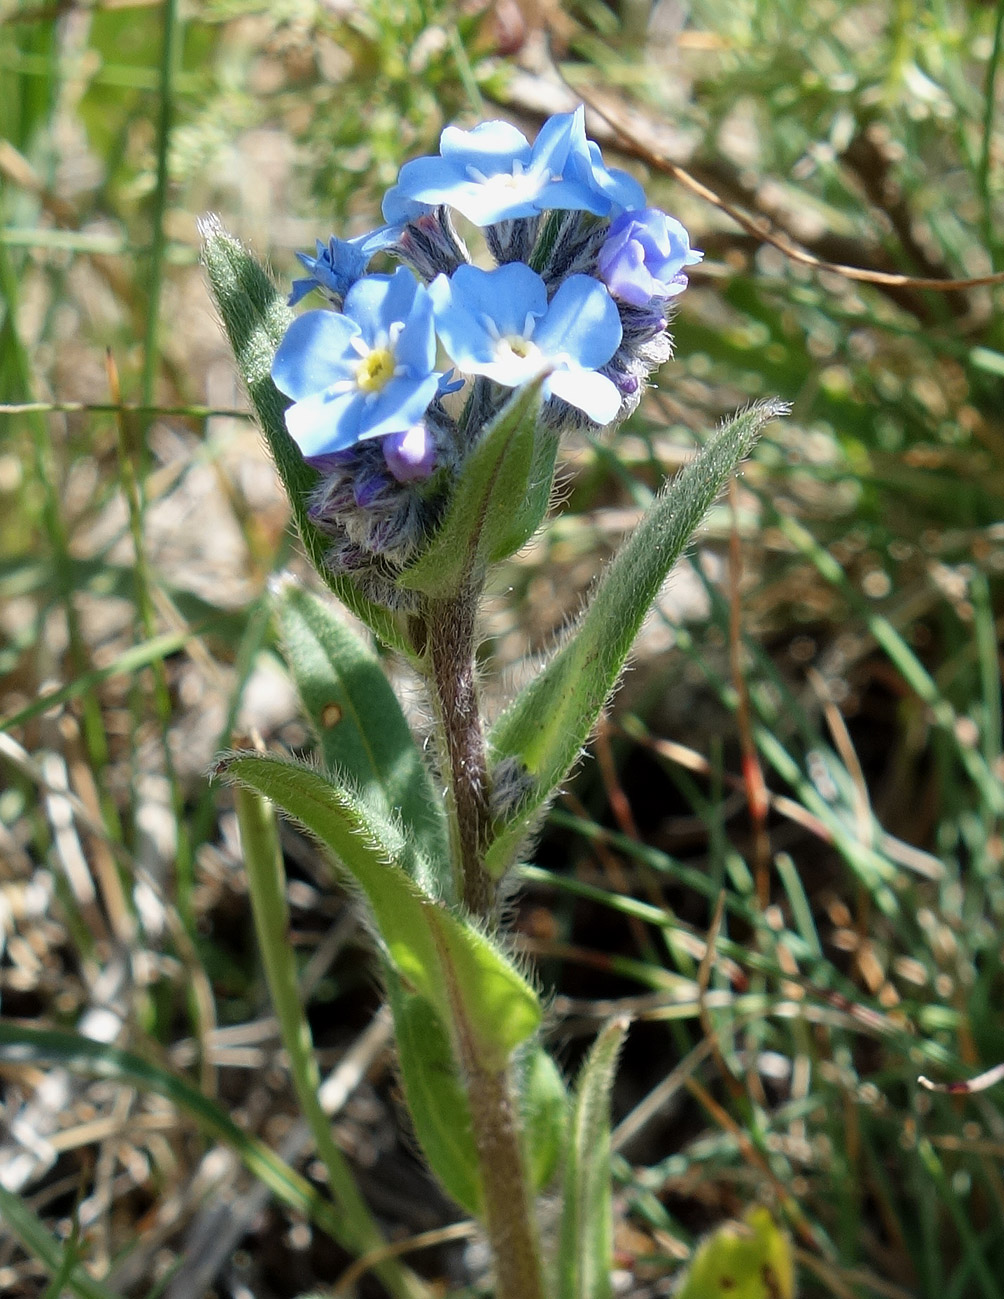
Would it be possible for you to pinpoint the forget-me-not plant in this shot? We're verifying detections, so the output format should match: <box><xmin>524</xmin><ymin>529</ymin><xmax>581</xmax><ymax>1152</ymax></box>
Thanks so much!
<box><xmin>268</xmin><ymin>105</ymin><xmax>706</xmax><ymax>589</ymax></box>
<box><xmin>203</xmin><ymin>104</ymin><xmax>783</xmax><ymax>1299</ymax></box>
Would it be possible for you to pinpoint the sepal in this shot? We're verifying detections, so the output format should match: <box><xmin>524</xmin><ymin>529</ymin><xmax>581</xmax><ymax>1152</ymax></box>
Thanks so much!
<box><xmin>397</xmin><ymin>377</ymin><xmax>555</xmax><ymax>597</ymax></box>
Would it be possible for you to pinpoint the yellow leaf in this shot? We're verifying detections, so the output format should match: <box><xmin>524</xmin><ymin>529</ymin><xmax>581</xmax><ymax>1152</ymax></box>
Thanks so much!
<box><xmin>676</xmin><ymin>1207</ymin><xmax>795</xmax><ymax>1299</ymax></box>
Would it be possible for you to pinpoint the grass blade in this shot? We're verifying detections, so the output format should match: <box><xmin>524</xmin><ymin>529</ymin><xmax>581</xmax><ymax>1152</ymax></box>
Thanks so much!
<box><xmin>0</xmin><ymin>1185</ymin><xmax>125</xmax><ymax>1299</ymax></box>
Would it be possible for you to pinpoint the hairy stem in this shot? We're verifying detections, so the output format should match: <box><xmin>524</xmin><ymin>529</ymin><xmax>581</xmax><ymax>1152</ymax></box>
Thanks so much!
<box><xmin>463</xmin><ymin>1057</ymin><xmax>547</xmax><ymax>1299</ymax></box>
<box><xmin>426</xmin><ymin>593</ymin><xmax>545</xmax><ymax>1298</ymax></box>
<box><xmin>426</xmin><ymin>590</ymin><xmax>494</xmax><ymax>917</ymax></box>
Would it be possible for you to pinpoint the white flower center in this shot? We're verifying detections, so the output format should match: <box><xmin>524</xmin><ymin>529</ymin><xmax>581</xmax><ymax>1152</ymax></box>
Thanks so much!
<box><xmin>465</xmin><ymin>161</ymin><xmax>556</xmax><ymax>205</ymax></box>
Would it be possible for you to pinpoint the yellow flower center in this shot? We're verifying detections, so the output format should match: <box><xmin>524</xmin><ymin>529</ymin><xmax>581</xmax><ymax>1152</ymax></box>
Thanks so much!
<box><xmin>497</xmin><ymin>335</ymin><xmax>540</xmax><ymax>364</ymax></box>
<box><xmin>356</xmin><ymin>347</ymin><xmax>396</xmax><ymax>393</ymax></box>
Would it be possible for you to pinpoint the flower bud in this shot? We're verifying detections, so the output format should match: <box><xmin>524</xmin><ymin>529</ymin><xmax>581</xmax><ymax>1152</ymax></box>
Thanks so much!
<box><xmin>383</xmin><ymin>423</ymin><xmax>437</xmax><ymax>482</ymax></box>
<box><xmin>392</xmin><ymin>207</ymin><xmax>470</xmax><ymax>283</ymax></box>
<box><xmin>598</xmin><ymin>208</ymin><xmax>702</xmax><ymax>307</ymax></box>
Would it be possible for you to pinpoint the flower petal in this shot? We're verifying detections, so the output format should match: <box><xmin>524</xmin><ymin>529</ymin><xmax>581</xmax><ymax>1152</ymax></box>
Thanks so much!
<box><xmin>357</xmin><ymin>372</ymin><xmax>443</xmax><ymax>441</ymax></box>
<box><xmin>533</xmin><ymin>275</ymin><xmax>622</xmax><ymax>371</ymax></box>
<box><xmin>545</xmin><ymin>368</ymin><xmax>622</xmax><ymax>425</ymax></box>
<box><xmin>285</xmin><ymin>388</ymin><xmax>365</xmax><ymax>457</ymax></box>
<box><xmin>342</xmin><ymin>269</ymin><xmax>405</xmax><ymax>342</ymax></box>
<box><xmin>439</xmin><ymin>119</ymin><xmax>532</xmax><ymax>163</ymax></box>
<box><xmin>432</xmin><ymin>263</ymin><xmax>548</xmax><ymax>370</ymax></box>
<box><xmin>382</xmin><ymin>184</ymin><xmax>432</xmax><ymax>224</ymax></box>
<box><xmin>272</xmin><ymin>310</ymin><xmax>361</xmax><ymax>402</ymax></box>
<box><xmin>597</xmin><ymin>209</ymin><xmax>703</xmax><ymax>305</ymax></box>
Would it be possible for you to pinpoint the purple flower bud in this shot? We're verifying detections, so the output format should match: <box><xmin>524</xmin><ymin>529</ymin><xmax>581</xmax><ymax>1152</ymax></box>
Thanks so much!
<box><xmin>383</xmin><ymin>423</ymin><xmax>437</xmax><ymax>482</ymax></box>
<box><xmin>353</xmin><ymin>470</ymin><xmax>392</xmax><ymax>509</ymax></box>
<box><xmin>597</xmin><ymin>208</ymin><xmax>703</xmax><ymax>308</ymax></box>
<box><xmin>392</xmin><ymin>208</ymin><xmax>470</xmax><ymax>283</ymax></box>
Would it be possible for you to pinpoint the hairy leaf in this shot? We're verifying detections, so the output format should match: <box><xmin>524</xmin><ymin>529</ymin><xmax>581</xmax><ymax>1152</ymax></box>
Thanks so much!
<box><xmin>275</xmin><ymin>580</ymin><xmax>449</xmax><ymax>893</ymax></box>
<box><xmin>220</xmin><ymin>752</ymin><xmax>540</xmax><ymax>1068</ymax></box>
<box><xmin>520</xmin><ymin>1043</ymin><xmax>569</xmax><ymax>1192</ymax></box>
<box><xmin>388</xmin><ymin>976</ymin><xmax>482</xmax><ymax>1215</ymax></box>
<box><xmin>200</xmin><ymin>219</ymin><xmax>414</xmax><ymax>659</ymax></box>
<box><xmin>486</xmin><ymin>402</ymin><xmax>786</xmax><ymax>876</ymax></box>
<box><xmin>556</xmin><ymin>1017</ymin><xmax>629</xmax><ymax>1299</ymax></box>
<box><xmin>397</xmin><ymin>378</ymin><xmax>551</xmax><ymax>597</ymax></box>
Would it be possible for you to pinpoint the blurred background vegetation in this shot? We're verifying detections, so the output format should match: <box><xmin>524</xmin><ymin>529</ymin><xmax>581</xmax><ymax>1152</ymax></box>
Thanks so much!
<box><xmin>2</xmin><ymin>1</ymin><xmax>1004</xmax><ymax>1296</ymax></box>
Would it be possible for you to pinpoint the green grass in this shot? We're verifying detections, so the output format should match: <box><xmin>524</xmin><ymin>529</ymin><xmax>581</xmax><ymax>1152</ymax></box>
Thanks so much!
<box><xmin>1</xmin><ymin>0</ymin><xmax>1003</xmax><ymax>1296</ymax></box>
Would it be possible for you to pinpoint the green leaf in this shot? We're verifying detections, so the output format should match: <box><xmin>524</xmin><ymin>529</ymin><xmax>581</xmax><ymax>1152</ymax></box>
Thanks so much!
<box><xmin>388</xmin><ymin>974</ymin><xmax>483</xmax><ymax>1215</ymax></box>
<box><xmin>388</xmin><ymin>991</ymin><xmax>565</xmax><ymax>1215</ymax></box>
<box><xmin>0</xmin><ymin>1184</ymin><xmax>124</xmax><ymax>1299</ymax></box>
<box><xmin>220</xmin><ymin>752</ymin><xmax>541</xmax><ymax>1068</ymax></box>
<box><xmin>519</xmin><ymin>1043</ymin><xmax>569</xmax><ymax>1192</ymax></box>
<box><xmin>275</xmin><ymin>580</ymin><xmax>449</xmax><ymax>894</ymax></box>
<box><xmin>676</xmin><ymin>1207</ymin><xmax>795</xmax><ymax>1299</ymax></box>
<box><xmin>556</xmin><ymin>1017</ymin><xmax>629</xmax><ymax>1299</ymax></box>
<box><xmin>397</xmin><ymin>378</ymin><xmax>551</xmax><ymax>597</ymax></box>
<box><xmin>199</xmin><ymin>219</ymin><xmax>415</xmax><ymax>660</ymax></box>
<box><xmin>486</xmin><ymin>401</ymin><xmax>786</xmax><ymax>876</ymax></box>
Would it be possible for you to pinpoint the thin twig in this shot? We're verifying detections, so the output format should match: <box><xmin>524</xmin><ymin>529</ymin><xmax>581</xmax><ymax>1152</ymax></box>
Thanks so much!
<box><xmin>574</xmin><ymin>88</ymin><xmax>1004</xmax><ymax>293</ymax></box>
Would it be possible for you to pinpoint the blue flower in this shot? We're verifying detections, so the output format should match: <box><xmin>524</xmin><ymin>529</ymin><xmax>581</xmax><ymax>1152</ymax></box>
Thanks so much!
<box><xmin>287</xmin><ymin>226</ymin><xmax>401</xmax><ymax>306</ymax></box>
<box><xmin>430</xmin><ymin>262</ymin><xmax>623</xmax><ymax>425</ymax></box>
<box><xmin>597</xmin><ymin>208</ymin><xmax>703</xmax><ymax>307</ymax></box>
<box><xmin>272</xmin><ymin>267</ymin><xmax>443</xmax><ymax>459</ymax></box>
<box><xmin>383</xmin><ymin>107</ymin><xmax>645</xmax><ymax>228</ymax></box>
<box><xmin>555</xmin><ymin>110</ymin><xmax>646</xmax><ymax>217</ymax></box>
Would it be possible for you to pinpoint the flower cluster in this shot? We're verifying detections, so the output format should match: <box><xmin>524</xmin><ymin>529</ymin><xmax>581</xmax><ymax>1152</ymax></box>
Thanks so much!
<box><xmin>271</xmin><ymin>107</ymin><xmax>701</xmax><ymax>603</ymax></box>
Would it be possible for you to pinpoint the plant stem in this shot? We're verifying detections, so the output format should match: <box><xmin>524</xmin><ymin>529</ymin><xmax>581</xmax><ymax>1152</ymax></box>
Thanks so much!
<box><xmin>425</xmin><ymin>593</ymin><xmax>545</xmax><ymax>1297</ymax></box>
<box><xmin>426</xmin><ymin>590</ymin><xmax>494</xmax><ymax>916</ymax></box>
<box><xmin>462</xmin><ymin>1057</ymin><xmax>547</xmax><ymax>1299</ymax></box>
